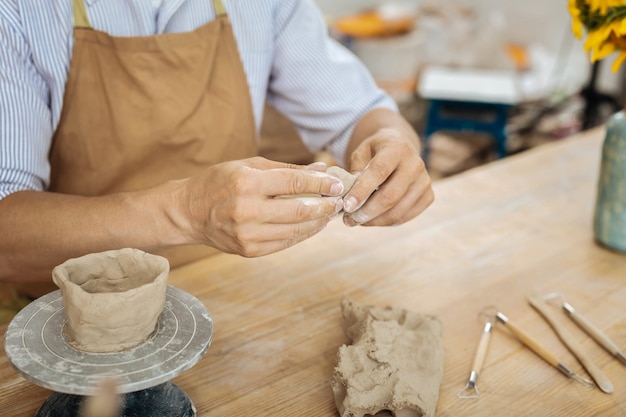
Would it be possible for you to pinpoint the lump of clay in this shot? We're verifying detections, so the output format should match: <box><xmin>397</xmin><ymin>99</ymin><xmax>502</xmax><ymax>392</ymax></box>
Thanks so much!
<box><xmin>326</xmin><ymin>166</ymin><xmax>357</xmax><ymax>197</ymax></box>
<box><xmin>331</xmin><ymin>299</ymin><xmax>444</xmax><ymax>417</ymax></box>
<box><xmin>52</xmin><ymin>248</ymin><xmax>169</xmax><ymax>353</ymax></box>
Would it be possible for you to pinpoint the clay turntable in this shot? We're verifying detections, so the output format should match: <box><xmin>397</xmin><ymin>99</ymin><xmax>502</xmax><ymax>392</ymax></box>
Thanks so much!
<box><xmin>4</xmin><ymin>249</ymin><xmax>213</xmax><ymax>417</ymax></box>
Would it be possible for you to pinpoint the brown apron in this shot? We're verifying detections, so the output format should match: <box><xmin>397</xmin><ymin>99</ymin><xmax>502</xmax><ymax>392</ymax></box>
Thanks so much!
<box><xmin>259</xmin><ymin>104</ymin><xmax>315</xmax><ymax>166</ymax></box>
<box><xmin>48</xmin><ymin>0</ymin><xmax>257</xmax><ymax>269</ymax></box>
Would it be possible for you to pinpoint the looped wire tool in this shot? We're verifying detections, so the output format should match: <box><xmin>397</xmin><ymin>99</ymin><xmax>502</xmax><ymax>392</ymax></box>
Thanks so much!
<box><xmin>528</xmin><ymin>294</ymin><xmax>614</xmax><ymax>393</ymax></box>
<box><xmin>458</xmin><ymin>306</ymin><xmax>497</xmax><ymax>399</ymax></box>
<box><xmin>544</xmin><ymin>292</ymin><xmax>626</xmax><ymax>367</ymax></box>
<box><xmin>495</xmin><ymin>311</ymin><xmax>595</xmax><ymax>388</ymax></box>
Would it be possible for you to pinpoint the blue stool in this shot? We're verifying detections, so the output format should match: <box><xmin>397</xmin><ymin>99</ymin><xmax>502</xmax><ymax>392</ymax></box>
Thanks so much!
<box><xmin>422</xmin><ymin>98</ymin><xmax>510</xmax><ymax>163</ymax></box>
<box><xmin>417</xmin><ymin>66</ymin><xmax>519</xmax><ymax>165</ymax></box>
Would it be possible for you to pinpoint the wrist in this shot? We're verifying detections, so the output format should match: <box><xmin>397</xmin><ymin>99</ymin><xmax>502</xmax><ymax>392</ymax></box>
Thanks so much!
<box><xmin>130</xmin><ymin>179</ymin><xmax>194</xmax><ymax>247</ymax></box>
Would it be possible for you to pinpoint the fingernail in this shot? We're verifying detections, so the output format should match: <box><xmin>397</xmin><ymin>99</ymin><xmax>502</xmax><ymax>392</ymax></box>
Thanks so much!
<box><xmin>330</xmin><ymin>181</ymin><xmax>344</xmax><ymax>196</ymax></box>
<box><xmin>343</xmin><ymin>214</ymin><xmax>357</xmax><ymax>227</ymax></box>
<box><xmin>344</xmin><ymin>196</ymin><xmax>358</xmax><ymax>213</ymax></box>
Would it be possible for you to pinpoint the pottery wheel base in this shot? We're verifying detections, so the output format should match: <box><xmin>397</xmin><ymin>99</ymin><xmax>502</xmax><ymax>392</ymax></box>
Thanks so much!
<box><xmin>35</xmin><ymin>382</ymin><xmax>195</xmax><ymax>417</ymax></box>
<box><xmin>5</xmin><ymin>286</ymin><xmax>213</xmax><ymax>395</ymax></box>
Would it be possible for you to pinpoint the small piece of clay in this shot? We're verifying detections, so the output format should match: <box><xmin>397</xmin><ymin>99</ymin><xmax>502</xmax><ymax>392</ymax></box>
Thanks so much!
<box><xmin>331</xmin><ymin>299</ymin><xmax>444</xmax><ymax>417</ymax></box>
<box><xmin>52</xmin><ymin>248</ymin><xmax>169</xmax><ymax>353</ymax></box>
<box><xmin>326</xmin><ymin>166</ymin><xmax>357</xmax><ymax>197</ymax></box>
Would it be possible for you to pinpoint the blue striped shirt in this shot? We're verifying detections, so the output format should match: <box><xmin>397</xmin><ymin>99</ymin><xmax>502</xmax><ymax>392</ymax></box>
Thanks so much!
<box><xmin>0</xmin><ymin>0</ymin><xmax>396</xmax><ymax>199</ymax></box>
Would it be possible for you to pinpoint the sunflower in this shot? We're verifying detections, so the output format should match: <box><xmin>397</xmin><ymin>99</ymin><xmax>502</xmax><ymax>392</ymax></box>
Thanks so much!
<box><xmin>588</xmin><ymin>0</ymin><xmax>625</xmax><ymax>14</ymax></box>
<box><xmin>569</xmin><ymin>0</ymin><xmax>626</xmax><ymax>71</ymax></box>
<box><xmin>569</xmin><ymin>0</ymin><xmax>585</xmax><ymax>38</ymax></box>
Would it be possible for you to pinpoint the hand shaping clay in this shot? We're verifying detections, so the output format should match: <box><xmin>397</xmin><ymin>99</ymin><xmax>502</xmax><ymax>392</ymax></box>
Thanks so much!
<box><xmin>331</xmin><ymin>299</ymin><xmax>444</xmax><ymax>417</ymax></box>
<box><xmin>326</xmin><ymin>166</ymin><xmax>357</xmax><ymax>197</ymax></box>
<box><xmin>52</xmin><ymin>248</ymin><xmax>169</xmax><ymax>353</ymax></box>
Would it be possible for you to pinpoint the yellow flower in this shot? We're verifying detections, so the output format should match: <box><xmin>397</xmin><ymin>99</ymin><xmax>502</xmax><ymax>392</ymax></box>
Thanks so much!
<box><xmin>583</xmin><ymin>21</ymin><xmax>618</xmax><ymax>58</ymax></box>
<box><xmin>568</xmin><ymin>0</ymin><xmax>584</xmax><ymax>39</ymax></box>
<box><xmin>609</xmin><ymin>28</ymin><xmax>626</xmax><ymax>70</ymax></box>
<box><xmin>588</xmin><ymin>0</ymin><xmax>626</xmax><ymax>14</ymax></box>
<box><xmin>568</xmin><ymin>0</ymin><xmax>626</xmax><ymax>71</ymax></box>
<box><xmin>583</xmin><ymin>20</ymin><xmax>626</xmax><ymax>71</ymax></box>
<box><xmin>611</xmin><ymin>50</ymin><xmax>626</xmax><ymax>71</ymax></box>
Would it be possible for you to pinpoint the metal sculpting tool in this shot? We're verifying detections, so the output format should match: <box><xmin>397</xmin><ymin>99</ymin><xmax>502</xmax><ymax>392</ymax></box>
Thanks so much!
<box><xmin>458</xmin><ymin>306</ymin><xmax>496</xmax><ymax>398</ymax></box>
<box><xmin>528</xmin><ymin>294</ymin><xmax>613</xmax><ymax>393</ymax></box>
<box><xmin>495</xmin><ymin>311</ymin><xmax>594</xmax><ymax>388</ymax></box>
<box><xmin>544</xmin><ymin>292</ymin><xmax>626</xmax><ymax>367</ymax></box>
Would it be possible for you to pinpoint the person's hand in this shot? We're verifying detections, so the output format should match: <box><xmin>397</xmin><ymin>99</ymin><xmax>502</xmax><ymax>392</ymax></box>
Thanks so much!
<box><xmin>342</xmin><ymin>127</ymin><xmax>434</xmax><ymax>227</ymax></box>
<box><xmin>177</xmin><ymin>157</ymin><xmax>344</xmax><ymax>257</ymax></box>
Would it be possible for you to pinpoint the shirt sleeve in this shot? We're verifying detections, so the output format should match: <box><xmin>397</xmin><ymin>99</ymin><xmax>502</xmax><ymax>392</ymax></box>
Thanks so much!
<box><xmin>267</xmin><ymin>0</ymin><xmax>398</xmax><ymax>165</ymax></box>
<box><xmin>0</xmin><ymin>5</ymin><xmax>52</xmax><ymax>200</ymax></box>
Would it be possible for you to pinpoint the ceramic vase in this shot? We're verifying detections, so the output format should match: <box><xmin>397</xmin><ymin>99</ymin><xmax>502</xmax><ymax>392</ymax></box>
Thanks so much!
<box><xmin>593</xmin><ymin>110</ymin><xmax>626</xmax><ymax>252</ymax></box>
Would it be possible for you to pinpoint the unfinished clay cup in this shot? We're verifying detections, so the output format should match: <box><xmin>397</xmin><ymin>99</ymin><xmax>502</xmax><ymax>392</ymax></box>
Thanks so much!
<box><xmin>52</xmin><ymin>248</ymin><xmax>169</xmax><ymax>353</ymax></box>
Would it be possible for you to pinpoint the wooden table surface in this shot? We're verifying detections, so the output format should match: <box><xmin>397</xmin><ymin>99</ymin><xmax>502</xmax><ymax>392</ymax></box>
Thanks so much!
<box><xmin>1</xmin><ymin>127</ymin><xmax>625</xmax><ymax>417</ymax></box>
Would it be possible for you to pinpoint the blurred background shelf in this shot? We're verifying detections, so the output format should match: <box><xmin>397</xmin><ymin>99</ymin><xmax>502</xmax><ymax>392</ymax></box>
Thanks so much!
<box><xmin>318</xmin><ymin>0</ymin><xmax>625</xmax><ymax>179</ymax></box>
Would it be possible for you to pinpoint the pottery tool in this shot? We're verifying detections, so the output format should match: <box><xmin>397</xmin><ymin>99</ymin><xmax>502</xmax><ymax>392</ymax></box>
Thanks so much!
<box><xmin>528</xmin><ymin>294</ymin><xmax>613</xmax><ymax>393</ymax></box>
<box><xmin>4</xmin><ymin>286</ymin><xmax>213</xmax><ymax>417</ymax></box>
<box><xmin>458</xmin><ymin>307</ymin><xmax>496</xmax><ymax>398</ymax></box>
<box><xmin>495</xmin><ymin>311</ymin><xmax>594</xmax><ymax>388</ymax></box>
<box><xmin>544</xmin><ymin>292</ymin><xmax>626</xmax><ymax>366</ymax></box>
<box><xmin>80</xmin><ymin>378</ymin><xmax>123</xmax><ymax>417</ymax></box>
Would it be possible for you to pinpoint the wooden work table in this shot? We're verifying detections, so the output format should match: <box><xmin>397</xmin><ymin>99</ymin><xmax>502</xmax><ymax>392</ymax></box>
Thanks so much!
<box><xmin>1</xmin><ymin>127</ymin><xmax>625</xmax><ymax>416</ymax></box>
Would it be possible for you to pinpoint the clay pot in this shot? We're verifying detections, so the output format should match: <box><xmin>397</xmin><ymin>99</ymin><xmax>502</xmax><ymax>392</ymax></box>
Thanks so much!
<box><xmin>52</xmin><ymin>248</ymin><xmax>169</xmax><ymax>353</ymax></box>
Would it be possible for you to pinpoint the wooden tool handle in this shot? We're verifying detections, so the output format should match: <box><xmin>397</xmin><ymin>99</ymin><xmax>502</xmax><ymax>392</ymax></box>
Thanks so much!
<box><xmin>471</xmin><ymin>321</ymin><xmax>493</xmax><ymax>373</ymax></box>
<box><xmin>566</xmin><ymin>304</ymin><xmax>624</xmax><ymax>357</ymax></box>
<box><xmin>497</xmin><ymin>312</ymin><xmax>560</xmax><ymax>368</ymax></box>
<box><xmin>528</xmin><ymin>295</ymin><xmax>614</xmax><ymax>393</ymax></box>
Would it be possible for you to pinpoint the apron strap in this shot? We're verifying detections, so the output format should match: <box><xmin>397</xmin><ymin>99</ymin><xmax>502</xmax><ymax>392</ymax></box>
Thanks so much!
<box><xmin>212</xmin><ymin>0</ymin><xmax>227</xmax><ymax>17</ymax></box>
<box><xmin>72</xmin><ymin>0</ymin><xmax>92</xmax><ymax>28</ymax></box>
